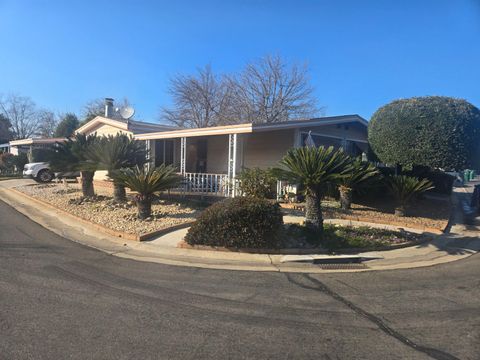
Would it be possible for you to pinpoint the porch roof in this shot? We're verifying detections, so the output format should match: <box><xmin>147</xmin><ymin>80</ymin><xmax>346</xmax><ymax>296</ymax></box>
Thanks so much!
<box><xmin>9</xmin><ymin>137</ymin><xmax>67</xmax><ymax>146</ymax></box>
<box><xmin>134</xmin><ymin>114</ymin><xmax>367</xmax><ymax>140</ymax></box>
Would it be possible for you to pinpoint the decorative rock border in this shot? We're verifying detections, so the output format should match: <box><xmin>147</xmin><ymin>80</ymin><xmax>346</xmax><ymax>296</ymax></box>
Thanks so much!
<box><xmin>10</xmin><ymin>188</ymin><xmax>194</xmax><ymax>241</ymax></box>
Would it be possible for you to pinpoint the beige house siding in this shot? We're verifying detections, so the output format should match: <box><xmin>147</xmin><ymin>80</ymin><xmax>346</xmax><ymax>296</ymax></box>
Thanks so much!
<box><xmin>83</xmin><ymin>123</ymin><xmax>132</xmax><ymax>137</ymax></box>
<box><xmin>242</xmin><ymin>129</ymin><xmax>294</xmax><ymax>170</ymax></box>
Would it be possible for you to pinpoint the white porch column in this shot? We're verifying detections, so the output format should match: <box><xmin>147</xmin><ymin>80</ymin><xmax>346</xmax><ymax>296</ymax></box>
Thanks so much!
<box><xmin>145</xmin><ymin>140</ymin><xmax>153</xmax><ymax>170</ymax></box>
<box><xmin>180</xmin><ymin>137</ymin><xmax>186</xmax><ymax>174</ymax></box>
<box><xmin>227</xmin><ymin>133</ymin><xmax>237</xmax><ymax>197</ymax></box>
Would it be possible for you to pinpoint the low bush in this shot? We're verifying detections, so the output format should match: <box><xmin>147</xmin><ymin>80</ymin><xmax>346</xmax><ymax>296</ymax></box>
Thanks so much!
<box><xmin>185</xmin><ymin>197</ymin><xmax>283</xmax><ymax>248</ymax></box>
<box><xmin>0</xmin><ymin>152</ymin><xmax>28</xmax><ymax>173</ymax></box>
<box><xmin>238</xmin><ymin>167</ymin><xmax>277</xmax><ymax>199</ymax></box>
<box><xmin>406</xmin><ymin>166</ymin><xmax>455</xmax><ymax>195</ymax></box>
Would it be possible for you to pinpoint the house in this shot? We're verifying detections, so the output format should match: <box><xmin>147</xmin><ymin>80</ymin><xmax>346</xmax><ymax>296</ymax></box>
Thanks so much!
<box><xmin>75</xmin><ymin>98</ymin><xmax>176</xmax><ymax>181</ymax></box>
<box><xmin>8</xmin><ymin>137</ymin><xmax>67</xmax><ymax>157</ymax></box>
<box><xmin>75</xmin><ymin>98</ymin><xmax>175</xmax><ymax>137</ymax></box>
<box><xmin>134</xmin><ymin>115</ymin><xmax>368</xmax><ymax>197</ymax></box>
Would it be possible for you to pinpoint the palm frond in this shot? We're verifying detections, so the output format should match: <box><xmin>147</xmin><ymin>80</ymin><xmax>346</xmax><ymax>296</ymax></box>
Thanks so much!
<box><xmin>83</xmin><ymin>134</ymin><xmax>147</xmax><ymax>174</ymax></box>
<box><xmin>385</xmin><ymin>175</ymin><xmax>434</xmax><ymax>205</ymax></box>
<box><xmin>273</xmin><ymin>146</ymin><xmax>351</xmax><ymax>194</ymax></box>
<box><xmin>111</xmin><ymin>164</ymin><xmax>181</xmax><ymax>197</ymax></box>
<box><xmin>49</xmin><ymin>133</ymin><xmax>97</xmax><ymax>172</ymax></box>
<box><xmin>340</xmin><ymin>159</ymin><xmax>380</xmax><ymax>190</ymax></box>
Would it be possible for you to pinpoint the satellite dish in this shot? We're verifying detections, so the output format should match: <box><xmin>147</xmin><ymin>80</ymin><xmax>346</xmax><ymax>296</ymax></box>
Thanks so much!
<box><xmin>119</xmin><ymin>106</ymin><xmax>135</xmax><ymax>120</ymax></box>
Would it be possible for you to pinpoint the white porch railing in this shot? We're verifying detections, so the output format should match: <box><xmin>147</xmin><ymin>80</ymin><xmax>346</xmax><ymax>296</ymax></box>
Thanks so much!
<box><xmin>177</xmin><ymin>172</ymin><xmax>230</xmax><ymax>197</ymax></box>
<box><xmin>173</xmin><ymin>173</ymin><xmax>290</xmax><ymax>199</ymax></box>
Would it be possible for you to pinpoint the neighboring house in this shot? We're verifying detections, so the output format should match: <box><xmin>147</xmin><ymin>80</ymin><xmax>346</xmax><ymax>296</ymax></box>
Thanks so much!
<box><xmin>135</xmin><ymin>115</ymin><xmax>368</xmax><ymax>197</ymax></box>
<box><xmin>8</xmin><ymin>137</ymin><xmax>66</xmax><ymax>157</ymax></box>
<box><xmin>75</xmin><ymin>98</ymin><xmax>176</xmax><ymax>181</ymax></box>
<box><xmin>0</xmin><ymin>143</ymin><xmax>10</xmax><ymax>153</ymax></box>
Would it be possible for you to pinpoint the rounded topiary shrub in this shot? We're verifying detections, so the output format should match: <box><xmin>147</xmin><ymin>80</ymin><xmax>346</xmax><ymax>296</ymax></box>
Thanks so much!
<box><xmin>185</xmin><ymin>197</ymin><xmax>284</xmax><ymax>249</ymax></box>
<box><xmin>369</xmin><ymin>96</ymin><xmax>480</xmax><ymax>170</ymax></box>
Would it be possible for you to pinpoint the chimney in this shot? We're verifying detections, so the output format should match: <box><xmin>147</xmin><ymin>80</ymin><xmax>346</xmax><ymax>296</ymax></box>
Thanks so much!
<box><xmin>104</xmin><ymin>98</ymin><xmax>114</xmax><ymax>118</ymax></box>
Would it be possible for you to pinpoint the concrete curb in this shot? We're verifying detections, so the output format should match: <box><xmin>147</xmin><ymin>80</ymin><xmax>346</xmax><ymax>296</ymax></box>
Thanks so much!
<box><xmin>1</xmin><ymin>180</ymin><xmax>479</xmax><ymax>273</ymax></box>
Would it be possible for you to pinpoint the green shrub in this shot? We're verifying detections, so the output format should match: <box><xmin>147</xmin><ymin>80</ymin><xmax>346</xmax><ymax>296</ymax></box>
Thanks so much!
<box><xmin>238</xmin><ymin>167</ymin><xmax>277</xmax><ymax>198</ymax></box>
<box><xmin>369</xmin><ymin>96</ymin><xmax>480</xmax><ymax>170</ymax></box>
<box><xmin>185</xmin><ymin>197</ymin><xmax>283</xmax><ymax>248</ymax></box>
<box><xmin>405</xmin><ymin>166</ymin><xmax>455</xmax><ymax>195</ymax></box>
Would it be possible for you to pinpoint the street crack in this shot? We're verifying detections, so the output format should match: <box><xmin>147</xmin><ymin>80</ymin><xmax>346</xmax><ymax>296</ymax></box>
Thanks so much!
<box><xmin>285</xmin><ymin>273</ymin><xmax>460</xmax><ymax>360</ymax></box>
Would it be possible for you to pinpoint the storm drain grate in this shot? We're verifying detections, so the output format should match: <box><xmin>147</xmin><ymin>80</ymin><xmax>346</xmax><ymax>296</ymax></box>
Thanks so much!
<box><xmin>315</xmin><ymin>263</ymin><xmax>368</xmax><ymax>270</ymax></box>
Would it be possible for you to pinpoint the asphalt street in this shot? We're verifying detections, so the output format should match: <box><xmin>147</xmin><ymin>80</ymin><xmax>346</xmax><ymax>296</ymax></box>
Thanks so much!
<box><xmin>0</xmin><ymin>199</ymin><xmax>479</xmax><ymax>360</ymax></box>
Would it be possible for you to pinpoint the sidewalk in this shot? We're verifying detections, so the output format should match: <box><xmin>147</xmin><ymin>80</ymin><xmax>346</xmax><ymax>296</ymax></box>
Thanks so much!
<box><xmin>1</xmin><ymin>179</ymin><xmax>479</xmax><ymax>273</ymax></box>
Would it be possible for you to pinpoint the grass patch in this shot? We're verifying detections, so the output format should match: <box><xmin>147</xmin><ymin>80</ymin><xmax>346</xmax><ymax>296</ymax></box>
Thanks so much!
<box><xmin>285</xmin><ymin>223</ymin><xmax>426</xmax><ymax>251</ymax></box>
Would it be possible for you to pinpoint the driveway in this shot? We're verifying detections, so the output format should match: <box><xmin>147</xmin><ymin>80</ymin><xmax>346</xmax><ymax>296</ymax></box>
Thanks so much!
<box><xmin>0</xmin><ymin>198</ymin><xmax>479</xmax><ymax>359</ymax></box>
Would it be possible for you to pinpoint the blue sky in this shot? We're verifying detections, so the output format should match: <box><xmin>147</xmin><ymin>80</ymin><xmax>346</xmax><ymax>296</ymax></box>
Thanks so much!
<box><xmin>0</xmin><ymin>0</ymin><xmax>479</xmax><ymax>123</ymax></box>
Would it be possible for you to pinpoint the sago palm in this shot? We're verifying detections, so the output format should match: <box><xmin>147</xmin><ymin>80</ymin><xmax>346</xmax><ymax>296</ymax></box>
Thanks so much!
<box><xmin>111</xmin><ymin>165</ymin><xmax>181</xmax><ymax>219</ymax></box>
<box><xmin>338</xmin><ymin>159</ymin><xmax>380</xmax><ymax>210</ymax></box>
<box><xmin>385</xmin><ymin>175</ymin><xmax>434</xmax><ymax>216</ymax></box>
<box><xmin>275</xmin><ymin>146</ymin><xmax>351</xmax><ymax>235</ymax></box>
<box><xmin>50</xmin><ymin>134</ymin><xmax>98</xmax><ymax>197</ymax></box>
<box><xmin>85</xmin><ymin>134</ymin><xmax>147</xmax><ymax>202</ymax></box>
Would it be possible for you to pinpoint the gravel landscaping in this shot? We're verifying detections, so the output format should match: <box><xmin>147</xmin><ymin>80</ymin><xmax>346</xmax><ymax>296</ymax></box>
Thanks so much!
<box><xmin>283</xmin><ymin>197</ymin><xmax>451</xmax><ymax>231</ymax></box>
<box><xmin>285</xmin><ymin>223</ymin><xmax>428</xmax><ymax>251</ymax></box>
<box><xmin>16</xmin><ymin>183</ymin><xmax>200</xmax><ymax>235</ymax></box>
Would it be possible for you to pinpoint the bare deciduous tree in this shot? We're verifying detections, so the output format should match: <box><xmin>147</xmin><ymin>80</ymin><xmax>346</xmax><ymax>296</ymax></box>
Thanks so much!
<box><xmin>80</xmin><ymin>97</ymin><xmax>134</xmax><ymax>125</ymax></box>
<box><xmin>0</xmin><ymin>94</ymin><xmax>39</xmax><ymax>139</ymax></box>
<box><xmin>81</xmin><ymin>98</ymin><xmax>105</xmax><ymax>124</ymax></box>
<box><xmin>36</xmin><ymin>110</ymin><xmax>58</xmax><ymax>138</ymax></box>
<box><xmin>161</xmin><ymin>65</ymin><xmax>234</xmax><ymax>128</ymax></box>
<box><xmin>161</xmin><ymin>56</ymin><xmax>322</xmax><ymax>128</ymax></box>
<box><xmin>228</xmin><ymin>55</ymin><xmax>321</xmax><ymax>123</ymax></box>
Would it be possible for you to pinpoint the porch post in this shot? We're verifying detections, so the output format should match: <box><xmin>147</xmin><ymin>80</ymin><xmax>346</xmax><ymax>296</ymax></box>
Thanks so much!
<box><xmin>180</xmin><ymin>137</ymin><xmax>186</xmax><ymax>175</ymax></box>
<box><xmin>227</xmin><ymin>133</ymin><xmax>237</xmax><ymax>197</ymax></box>
<box><xmin>145</xmin><ymin>140</ymin><xmax>152</xmax><ymax>170</ymax></box>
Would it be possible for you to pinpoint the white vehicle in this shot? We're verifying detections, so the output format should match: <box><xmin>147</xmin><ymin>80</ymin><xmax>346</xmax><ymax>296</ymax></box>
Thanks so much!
<box><xmin>23</xmin><ymin>162</ymin><xmax>79</xmax><ymax>183</ymax></box>
<box><xmin>23</xmin><ymin>162</ymin><xmax>54</xmax><ymax>183</ymax></box>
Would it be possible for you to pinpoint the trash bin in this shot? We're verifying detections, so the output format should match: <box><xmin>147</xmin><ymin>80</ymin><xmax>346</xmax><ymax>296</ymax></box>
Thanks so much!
<box><xmin>464</xmin><ymin>170</ymin><xmax>470</xmax><ymax>183</ymax></box>
<box><xmin>471</xmin><ymin>170</ymin><xmax>476</xmax><ymax>181</ymax></box>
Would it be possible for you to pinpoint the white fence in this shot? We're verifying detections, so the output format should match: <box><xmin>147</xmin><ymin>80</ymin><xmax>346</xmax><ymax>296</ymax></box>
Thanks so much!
<box><xmin>174</xmin><ymin>172</ymin><xmax>293</xmax><ymax>199</ymax></box>
<box><xmin>177</xmin><ymin>172</ymin><xmax>230</xmax><ymax>197</ymax></box>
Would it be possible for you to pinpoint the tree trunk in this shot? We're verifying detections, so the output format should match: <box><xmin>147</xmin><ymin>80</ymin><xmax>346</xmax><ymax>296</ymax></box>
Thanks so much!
<box><xmin>136</xmin><ymin>198</ymin><xmax>152</xmax><ymax>220</ymax></box>
<box><xmin>305</xmin><ymin>190</ymin><xmax>323</xmax><ymax>235</ymax></box>
<box><xmin>113</xmin><ymin>183</ymin><xmax>126</xmax><ymax>202</ymax></box>
<box><xmin>339</xmin><ymin>186</ymin><xmax>353</xmax><ymax>210</ymax></box>
<box><xmin>80</xmin><ymin>171</ymin><xmax>95</xmax><ymax>197</ymax></box>
<box><xmin>395</xmin><ymin>204</ymin><xmax>406</xmax><ymax>217</ymax></box>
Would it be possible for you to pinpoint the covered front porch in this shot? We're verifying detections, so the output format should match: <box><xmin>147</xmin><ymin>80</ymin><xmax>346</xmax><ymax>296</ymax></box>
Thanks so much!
<box><xmin>137</xmin><ymin>116</ymin><xmax>369</xmax><ymax>198</ymax></box>
<box><xmin>148</xmin><ymin>133</ymin><xmax>243</xmax><ymax>197</ymax></box>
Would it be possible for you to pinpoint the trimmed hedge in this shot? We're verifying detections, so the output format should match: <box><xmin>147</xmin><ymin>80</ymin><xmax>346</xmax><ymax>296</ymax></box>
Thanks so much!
<box><xmin>185</xmin><ymin>197</ymin><xmax>283</xmax><ymax>248</ymax></box>
<box><xmin>369</xmin><ymin>96</ymin><xmax>480</xmax><ymax>170</ymax></box>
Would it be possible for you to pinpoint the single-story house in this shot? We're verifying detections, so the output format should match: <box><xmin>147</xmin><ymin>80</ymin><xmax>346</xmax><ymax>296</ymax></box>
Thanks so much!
<box><xmin>135</xmin><ymin>115</ymin><xmax>368</xmax><ymax>197</ymax></box>
<box><xmin>75</xmin><ymin>99</ymin><xmax>176</xmax><ymax>181</ymax></box>
<box><xmin>8</xmin><ymin>137</ymin><xmax>67</xmax><ymax>156</ymax></box>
